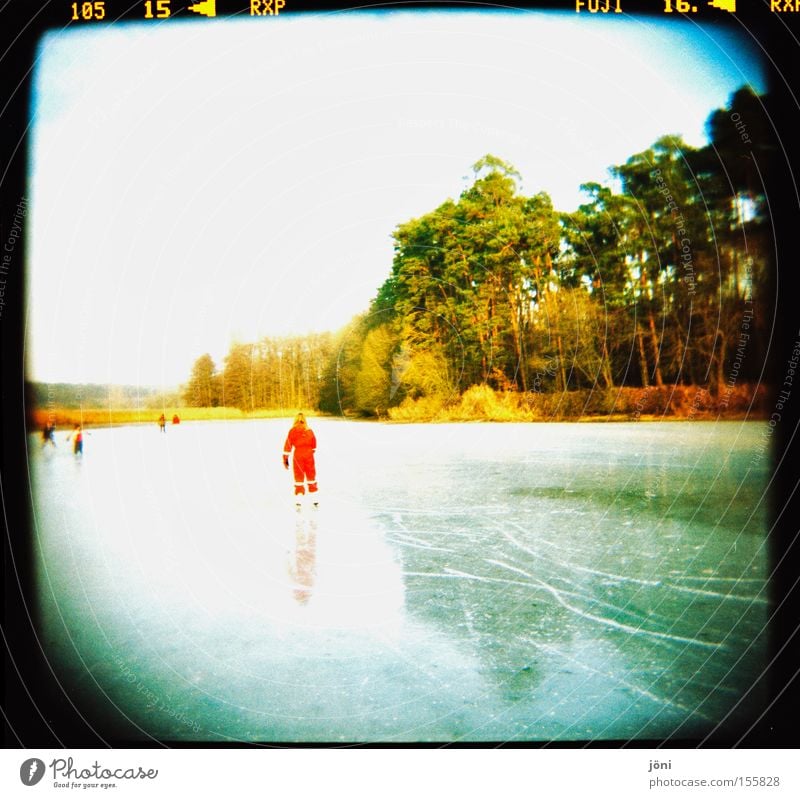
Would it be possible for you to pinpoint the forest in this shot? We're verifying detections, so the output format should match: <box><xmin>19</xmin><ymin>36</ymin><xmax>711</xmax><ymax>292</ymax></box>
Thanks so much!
<box><xmin>183</xmin><ymin>87</ymin><xmax>771</xmax><ymax>420</ymax></box>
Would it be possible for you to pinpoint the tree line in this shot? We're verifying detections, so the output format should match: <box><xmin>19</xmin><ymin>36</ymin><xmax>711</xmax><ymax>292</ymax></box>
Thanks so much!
<box><xmin>184</xmin><ymin>87</ymin><xmax>771</xmax><ymax>417</ymax></box>
<box><xmin>26</xmin><ymin>383</ymin><xmax>159</xmax><ymax>409</ymax></box>
<box><xmin>184</xmin><ymin>335</ymin><xmax>334</xmax><ymax>412</ymax></box>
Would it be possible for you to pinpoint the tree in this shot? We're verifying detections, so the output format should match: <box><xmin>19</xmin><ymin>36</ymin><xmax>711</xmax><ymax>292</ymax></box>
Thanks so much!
<box><xmin>221</xmin><ymin>343</ymin><xmax>254</xmax><ymax>411</ymax></box>
<box><xmin>184</xmin><ymin>354</ymin><xmax>219</xmax><ymax>407</ymax></box>
<box><xmin>354</xmin><ymin>324</ymin><xmax>397</xmax><ymax>416</ymax></box>
<box><xmin>378</xmin><ymin>156</ymin><xmax>564</xmax><ymax>396</ymax></box>
<box><xmin>318</xmin><ymin>316</ymin><xmax>369</xmax><ymax>416</ymax></box>
<box><xmin>690</xmin><ymin>87</ymin><xmax>771</xmax><ymax>390</ymax></box>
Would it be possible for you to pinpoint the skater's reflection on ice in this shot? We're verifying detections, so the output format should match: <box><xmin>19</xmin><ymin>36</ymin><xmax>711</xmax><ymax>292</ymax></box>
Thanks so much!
<box><xmin>289</xmin><ymin>515</ymin><xmax>317</xmax><ymax>606</ymax></box>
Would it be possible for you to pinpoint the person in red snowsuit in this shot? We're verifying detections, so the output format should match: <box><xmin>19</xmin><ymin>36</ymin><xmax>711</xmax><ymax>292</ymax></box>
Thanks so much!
<box><xmin>283</xmin><ymin>413</ymin><xmax>318</xmax><ymax>503</ymax></box>
<box><xmin>69</xmin><ymin>424</ymin><xmax>83</xmax><ymax>457</ymax></box>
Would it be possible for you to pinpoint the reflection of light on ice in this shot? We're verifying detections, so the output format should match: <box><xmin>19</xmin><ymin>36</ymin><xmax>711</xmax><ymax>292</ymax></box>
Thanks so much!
<box><xmin>284</xmin><ymin>500</ymin><xmax>406</xmax><ymax>637</ymax></box>
<box><xmin>172</xmin><ymin>497</ymin><xmax>407</xmax><ymax>641</ymax></box>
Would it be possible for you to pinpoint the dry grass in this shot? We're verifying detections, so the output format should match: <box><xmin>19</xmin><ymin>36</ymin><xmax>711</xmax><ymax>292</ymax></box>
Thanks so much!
<box><xmin>387</xmin><ymin>384</ymin><xmax>769</xmax><ymax>423</ymax></box>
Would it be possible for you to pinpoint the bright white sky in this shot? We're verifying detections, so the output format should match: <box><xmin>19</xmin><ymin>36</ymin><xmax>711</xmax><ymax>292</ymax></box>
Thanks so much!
<box><xmin>27</xmin><ymin>10</ymin><xmax>765</xmax><ymax>388</ymax></box>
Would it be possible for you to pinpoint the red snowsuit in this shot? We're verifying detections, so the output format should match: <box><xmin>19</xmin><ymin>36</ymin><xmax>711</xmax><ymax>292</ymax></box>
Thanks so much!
<box><xmin>283</xmin><ymin>424</ymin><xmax>317</xmax><ymax>496</ymax></box>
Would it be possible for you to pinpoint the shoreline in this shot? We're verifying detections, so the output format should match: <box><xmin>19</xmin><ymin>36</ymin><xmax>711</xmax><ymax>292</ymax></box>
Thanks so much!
<box><xmin>27</xmin><ymin>406</ymin><xmax>768</xmax><ymax>431</ymax></box>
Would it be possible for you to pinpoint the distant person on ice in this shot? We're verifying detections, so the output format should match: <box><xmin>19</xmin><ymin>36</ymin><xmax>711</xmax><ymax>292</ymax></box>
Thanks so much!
<box><xmin>41</xmin><ymin>422</ymin><xmax>56</xmax><ymax>448</ymax></box>
<box><xmin>158</xmin><ymin>414</ymin><xmax>166</xmax><ymax>433</ymax></box>
<box><xmin>68</xmin><ymin>424</ymin><xmax>83</xmax><ymax>457</ymax></box>
<box><xmin>283</xmin><ymin>413</ymin><xmax>318</xmax><ymax>506</ymax></box>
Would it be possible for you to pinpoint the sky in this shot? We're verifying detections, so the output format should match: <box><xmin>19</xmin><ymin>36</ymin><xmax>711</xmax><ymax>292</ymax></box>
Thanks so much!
<box><xmin>26</xmin><ymin>10</ymin><xmax>766</xmax><ymax>388</ymax></box>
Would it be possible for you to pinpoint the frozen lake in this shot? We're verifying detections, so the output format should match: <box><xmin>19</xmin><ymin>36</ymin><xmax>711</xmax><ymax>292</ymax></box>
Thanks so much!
<box><xmin>29</xmin><ymin>418</ymin><xmax>771</xmax><ymax>742</ymax></box>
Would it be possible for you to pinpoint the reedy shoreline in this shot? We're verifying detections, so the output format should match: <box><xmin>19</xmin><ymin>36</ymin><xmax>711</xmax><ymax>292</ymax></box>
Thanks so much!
<box><xmin>28</xmin><ymin>384</ymin><xmax>766</xmax><ymax>430</ymax></box>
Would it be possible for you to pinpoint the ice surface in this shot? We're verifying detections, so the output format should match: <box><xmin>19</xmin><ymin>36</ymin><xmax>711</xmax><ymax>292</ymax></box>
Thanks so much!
<box><xmin>28</xmin><ymin>419</ymin><xmax>770</xmax><ymax>742</ymax></box>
